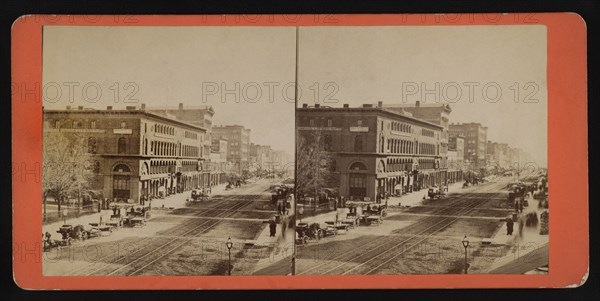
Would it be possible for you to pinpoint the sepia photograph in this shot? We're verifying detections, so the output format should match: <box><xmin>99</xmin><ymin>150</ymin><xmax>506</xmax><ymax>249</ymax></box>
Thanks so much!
<box><xmin>41</xmin><ymin>26</ymin><xmax>296</xmax><ymax>276</ymax></box>
<box><xmin>289</xmin><ymin>26</ymin><xmax>549</xmax><ymax>275</ymax></box>
<box><xmin>40</xmin><ymin>24</ymin><xmax>548</xmax><ymax>277</ymax></box>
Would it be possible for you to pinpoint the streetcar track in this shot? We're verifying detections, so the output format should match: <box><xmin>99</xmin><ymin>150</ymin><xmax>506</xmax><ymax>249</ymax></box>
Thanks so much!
<box><xmin>297</xmin><ymin>182</ymin><xmax>504</xmax><ymax>275</ymax></box>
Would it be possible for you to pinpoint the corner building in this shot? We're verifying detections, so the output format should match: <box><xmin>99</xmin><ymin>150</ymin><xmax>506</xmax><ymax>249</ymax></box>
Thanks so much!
<box><xmin>43</xmin><ymin>105</ymin><xmax>209</xmax><ymax>204</ymax></box>
<box><xmin>297</xmin><ymin>103</ymin><xmax>445</xmax><ymax>202</ymax></box>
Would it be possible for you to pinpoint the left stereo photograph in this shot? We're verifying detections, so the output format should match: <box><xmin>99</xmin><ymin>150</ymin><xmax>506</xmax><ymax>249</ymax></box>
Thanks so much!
<box><xmin>40</xmin><ymin>26</ymin><xmax>296</xmax><ymax>276</ymax></box>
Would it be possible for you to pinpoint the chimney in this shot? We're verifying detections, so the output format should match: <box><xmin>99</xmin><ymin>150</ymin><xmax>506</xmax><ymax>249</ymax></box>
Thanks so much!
<box><xmin>107</xmin><ymin>106</ymin><xmax>113</xmax><ymax>111</ymax></box>
<box><xmin>141</xmin><ymin>103</ymin><xmax>146</xmax><ymax>110</ymax></box>
<box><xmin>66</xmin><ymin>105</ymin><xmax>71</xmax><ymax>110</ymax></box>
<box><xmin>315</xmin><ymin>104</ymin><xmax>320</xmax><ymax>108</ymax></box>
<box><xmin>363</xmin><ymin>104</ymin><xmax>373</xmax><ymax>108</ymax></box>
<box><xmin>416</xmin><ymin>101</ymin><xmax>420</xmax><ymax>107</ymax></box>
<box><xmin>179</xmin><ymin>103</ymin><xmax>183</xmax><ymax>110</ymax></box>
<box><xmin>78</xmin><ymin>106</ymin><xmax>83</xmax><ymax>110</ymax></box>
<box><xmin>343</xmin><ymin>104</ymin><xmax>349</xmax><ymax>108</ymax></box>
<box><xmin>302</xmin><ymin>103</ymin><xmax>308</xmax><ymax>108</ymax></box>
<box><xmin>377</xmin><ymin>101</ymin><xmax>383</xmax><ymax>108</ymax></box>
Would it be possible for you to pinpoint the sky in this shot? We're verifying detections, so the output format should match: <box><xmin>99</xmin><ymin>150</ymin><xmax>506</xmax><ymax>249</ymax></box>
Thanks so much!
<box><xmin>297</xmin><ymin>26</ymin><xmax>547</xmax><ymax>165</ymax></box>
<box><xmin>42</xmin><ymin>26</ymin><xmax>297</xmax><ymax>155</ymax></box>
<box><xmin>42</xmin><ymin>25</ymin><xmax>547</xmax><ymax>164</ymax></box>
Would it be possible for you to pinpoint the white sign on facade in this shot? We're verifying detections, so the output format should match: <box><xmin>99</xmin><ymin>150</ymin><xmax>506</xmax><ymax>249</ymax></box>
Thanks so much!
<box><xmin>113</xmin><ymin>128</ymin><xmax>133</xmax><ymax>134</ymax></box>
<box><xmin>350</xmin><ymin>126</ymin><xmax>369</xmax><ymax>132</ymax></box>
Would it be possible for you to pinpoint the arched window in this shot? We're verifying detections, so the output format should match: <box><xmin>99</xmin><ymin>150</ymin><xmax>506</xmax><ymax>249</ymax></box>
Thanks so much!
<box><xmin>354</xmin><ymin>135</ymin><xmax>363</xmax><ymax>152</ymax></box>
<box><xmin>113</xmin><ymin>163</ymin><xmax>131</xmax><ymax>173</ymax></box>
<box><xmin>117</xmin><ymin>137</ymin><xmax>127</xmax><ymax>154</ymax></box>
<box><xmin>349</xmin><ymin>161</ymin><xmax>367</xmax><ymax>171</ymax></box>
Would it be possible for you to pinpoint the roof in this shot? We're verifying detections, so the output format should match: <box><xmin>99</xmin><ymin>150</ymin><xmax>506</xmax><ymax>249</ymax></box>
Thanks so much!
<box><xmin>297</xmin><ymin>106</ymin><xmax>443</xmax><ymax>129</ymax></box>
<box><xmin>43</xmin><ymin>108</ymin><xmax>208</xmax><ymax>132</ymax></box>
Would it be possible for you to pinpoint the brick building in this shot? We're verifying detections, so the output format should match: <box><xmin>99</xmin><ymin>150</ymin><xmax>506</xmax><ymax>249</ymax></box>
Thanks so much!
<box><xmin>297</xmin><ymin>102</ymin><xmax>445</xmax><ymax>202</ymax></box>
<box><xmin>449</xmin><ymin>122</ymin><xmax>488</xmax><ymax>171</ymax></box>
<box><xmin>447</xmin><ymin>134</ymin><xmax>465</xmax><ymax>182</ymax></box>
<box><xmin>213</xmin><ymin>125</ymin><xmax>251</xmax><ymax>175</ymax></box>
<box><xmin>43</xmin><ymin>105</ymin><xmax>209</xmax><ymax>204</ymax></box>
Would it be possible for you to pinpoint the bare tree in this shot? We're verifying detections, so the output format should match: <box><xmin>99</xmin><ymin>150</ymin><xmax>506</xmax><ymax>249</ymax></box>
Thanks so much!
<box><xmin>42</xmin><ymin>122</ymin><xmax>94</xmax><ymax>221</ymax></box>
<box><xmin>296</xmin><ymin>131</ymin><xmax>335</xmax><ymax>209</ymax></box>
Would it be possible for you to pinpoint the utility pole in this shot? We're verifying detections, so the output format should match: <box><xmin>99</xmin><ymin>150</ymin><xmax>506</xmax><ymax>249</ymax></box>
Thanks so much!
<box><xmin>291</xmin><ymin>25</ymin><xmax>299</xmax><ymax>276</ymax></box>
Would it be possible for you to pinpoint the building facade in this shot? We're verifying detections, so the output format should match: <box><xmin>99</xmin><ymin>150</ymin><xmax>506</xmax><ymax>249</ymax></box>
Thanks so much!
<box><xmin>297</xmin><ymin>102</ymin><xmax>445</xmax><ymax>202</ymax></box>
<box><xmin>209</xmin><ymin>137</ymin><xmax>229</xmax><ymax>185</ymax></box>
<box><xmin>213</xmin><ymin>125</ymin><xmax>251</xmax><ymax>175</ymax></box>
<box><xmin>43</xmin><ymin>105</ymin><xmax>209</xmax><ymax>204</ymax></box>
<box><xmin>449</xmin><ymin>122</ymin><xmax>488</xmax><ymax>171</ymax></box>
<box><xmin>447</xmin><ymin>134</ymin><xmax>465</xmax><ymax>182</ymax></box>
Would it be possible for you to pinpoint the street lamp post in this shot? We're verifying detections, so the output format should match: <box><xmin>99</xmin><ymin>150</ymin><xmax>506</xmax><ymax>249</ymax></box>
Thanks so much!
<box><xmin>462</xmin><ymin>235</ymin><xmax>469</xmax><ymax>274</ymax></box>
<box><xmin>62</xmin><ymin>209</ymin><xmax>68</xmax><ymax>225</ymax></box>
<box><xmin>225</xmin><ymin>237</ymin><xmax>233</xmax><ymax>275</ymax></box>
<box><xmin>298</xmin><ymin>205</ymin><xmax>304</xmax><ymax>223</ymax></box>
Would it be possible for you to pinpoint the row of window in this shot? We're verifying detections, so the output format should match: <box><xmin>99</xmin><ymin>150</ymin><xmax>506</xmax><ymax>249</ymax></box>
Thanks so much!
<box><xmin>421</xmin><ymin>128</ymin><xmax>435</xmax><ymax>137</ymax></box>
<box><xmin>184</xmin><ymin>131</ymin><xmax>198</xmax><ymax>140</ymax></box>
<box><xmin>386</xmin><ymin>158</ymin><xmax>413</xmax><ymax>172</ymax></box>
<box><xmin>387</xmin><ymin>139</ymin><xmax>414</xmax><ymax>154</ymax></box>
<box><xmin>53</xmin><ymin>119</ymin><xmax>98</xmax><ymax>129</ymax></box>
<box><xmin>182</xmin><ymin>145</ymin><xmax>199</xmax><ymax>157</ymax></box>
<box><xmin>151</xmin><ymin>141</ymin><xmax>177</xmax><ymax>157</ymax></box>
<box><xmin>391</xmin><ymin>122</ymin><xmax>412</xmax><ymax>133</ymax></box>
<box><xmin>418</xmin><ymin>143</ymin><xmax>437</xmax><ymax>155</ymax></box>
<box><xmin>149</xmin><ymin>160</ymin><xmax>176</xmax><ymax>174</ymax></box>
<box><xmin>155</xmin><ymin>124</ymin><xmax>175</xmax><ymax>136</ymax></box>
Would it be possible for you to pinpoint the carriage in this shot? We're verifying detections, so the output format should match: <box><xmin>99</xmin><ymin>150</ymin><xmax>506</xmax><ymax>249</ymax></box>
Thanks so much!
<box><xmin>295</xmin><ymin>222</ymin><xmax>323</xmax><ymax>244</ymax></box>
<box><xmin>427</xmin><ymin>186</ymin><xmax>446</xmax><ymax>200</ymax></box>
<box><xmin>188</xmin><ymin>189</ymin><xmax>208</xmax><ymax>202</ymax></box>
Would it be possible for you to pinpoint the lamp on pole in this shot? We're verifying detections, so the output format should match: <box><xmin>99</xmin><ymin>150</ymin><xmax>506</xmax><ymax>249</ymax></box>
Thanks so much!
<box><xmin>462</xmin><ymin>235</ymin><xmax>469</xmax><ymax>274</ymax></box>
<box><xmin>298</xmin><ymin>205</ymin><xmax>304</xmax><ymax>223</ymax></box>
<box><xmin>225</xmin><ymin>237</ymin><xmax>233</xmax><ymax>275</ymax></box>
<box><xmin>62</xmin><ymin>209</ymin><xmax>68</xmax><ymax>225</ymax></box>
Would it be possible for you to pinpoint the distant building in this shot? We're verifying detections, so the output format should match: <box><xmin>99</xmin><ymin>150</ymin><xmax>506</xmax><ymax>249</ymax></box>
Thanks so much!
<box><xmin>447</xmin><ymin>134</ymin><xmax>465</xmax><ymax>182</ymax></box>
<box><xmin>213</xmin><ymin>125</ymin><xmax>251</xmax><ymax>174</ymax></box>
<box><xmin>210</xmin><ymin>137</ymin><xmax>229</xmax><ymax>185</ymax></box>
<box><xmin>43</xmin><ymin>105</ymin><xmax>209</xmax><ymax>204</ymax></box>
<box><xmin>449</xmin><ymin>123</ymin><xmax>488</xmax><ymax>170</ymax></box>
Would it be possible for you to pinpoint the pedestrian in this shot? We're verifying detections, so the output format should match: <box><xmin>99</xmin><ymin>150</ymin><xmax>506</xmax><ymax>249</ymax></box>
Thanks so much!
<box><xmin>514</xmin><ymin>200</ymin><xmax>519</xmax><ymax>213</ymax></box>
<box><xmin>506</xmin><ymin>217</ymin><xmax>514</xmax><ymax>235</ymax></box>
<box><xmin>269</xmin><ymin>219</ymin><xmax>277</xmax><ymax>237</ymax></box>
<box><xmin>277</xmin><ymin>203</ymin><xmax>282</xmax><ymax>215</ymax></box>
<box><xmin>519</xmin><ymin>200</ymin><xmax>524</xmax><ymax>213</ymax></box>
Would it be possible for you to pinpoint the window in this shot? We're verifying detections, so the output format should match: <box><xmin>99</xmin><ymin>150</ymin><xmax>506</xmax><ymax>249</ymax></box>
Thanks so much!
<box><xmin>54</xmin><ymin>120</ymin><xmax>60</xmax><ymax>128</ymax></box>
<box><xmin>354</xmin><ymin>135</ymin><xmax>363</xmax><ymax>152</ymax></box>
<box><xmin>118</xmin><ymin>137</ymin><xmax>127</xmax><ymax>154</ymax></box>
<box><xmin>327</xmin><ymin>119</ymin><xmax>333</xmax><ymax>127</ymax></box>
<box><xmin>90</xmin><ymin>121</ymin><xmax>96</xmax><ymax>129</ymax></box>
<box><xmin>357</xmin><ymin>120</ymin><xmax>363</xmax><ymax>126</ymax></box>
<box><xmin>120</xmin><ymin>121</ymin><xmax>127</xmax><ymax>129</ymax></box>
<box><xmin>309</xmin><ymin>119</ymin><xmax>315</xmax><ymax>126</ymax></box>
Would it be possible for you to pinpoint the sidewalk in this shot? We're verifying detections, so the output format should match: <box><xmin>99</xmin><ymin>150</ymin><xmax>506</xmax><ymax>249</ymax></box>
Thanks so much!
<box><xmin>486</xmin><ymin>190</ymin><xmax>549</xmax><ymax>273</ymax></box>
<box><xmin>41</xmin><ymin>182</ymin><xmax>236</xmax><ymax>236</ymax></box>
<box><xmin>248</xmin><ymin>216</ymin><xmax>295</xmax><ymax>274</ymax></box>
<box><xmin>387</xmin><ymin>181</ymin><xmax>465</xmax><ymax>208</ymax></box>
